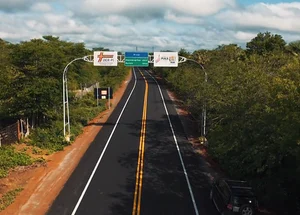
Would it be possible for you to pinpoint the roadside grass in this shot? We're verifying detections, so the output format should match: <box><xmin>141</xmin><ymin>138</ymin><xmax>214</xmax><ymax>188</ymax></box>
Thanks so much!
<box><xmin>0</xmin><ymin>146</ymin><xmax>33</xmax><ymax>178</ymax></box>
<box><xmin>0</xmin><ymin>187</ymin><xmax>23</xmax><ymax>212</ymax></box>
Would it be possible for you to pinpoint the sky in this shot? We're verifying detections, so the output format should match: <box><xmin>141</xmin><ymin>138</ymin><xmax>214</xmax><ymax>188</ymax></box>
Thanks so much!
<box><xmin>0</xmin><ymin>0</ymin><xmax>299</xmax><ymax>52</ymax></box>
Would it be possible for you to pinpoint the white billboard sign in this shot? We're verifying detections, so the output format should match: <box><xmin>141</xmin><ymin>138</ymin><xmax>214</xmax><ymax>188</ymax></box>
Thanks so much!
<box><xmin>154</xmin><ymin>52</ymin><xmax>178</xmax><ymax>67</ymax></box>
<box><xmin>94</xmin><ymin>51</ymin><xmax>118</xmax><ymax>66</ymax></box>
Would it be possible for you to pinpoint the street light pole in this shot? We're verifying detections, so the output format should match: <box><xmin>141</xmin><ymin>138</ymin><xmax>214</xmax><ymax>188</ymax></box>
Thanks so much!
<box><xmin>62</xmin><ymin>55</ymin><xmax>94</xmax><ymax>141</ymax></box>
<box><xmin>63</xmin><ymin>57</ymin><xmax>83</xmax><ymax>141</ymax></box>
<box><xmin>185</xmin><ymin>59</ymin><xmax>207</xmax><ymax>137</ymax></box>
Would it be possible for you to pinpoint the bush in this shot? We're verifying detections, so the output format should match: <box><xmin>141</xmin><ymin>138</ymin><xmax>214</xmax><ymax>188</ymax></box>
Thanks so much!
<box><xmin>29</xmin><ymin>123</ymin><xmax>68</xmax><ymax>152</ymax></box>
<box><xmin>28</xmin><ymin>93</ymin><xmax>107</xmax><ymax>151</ymax></box>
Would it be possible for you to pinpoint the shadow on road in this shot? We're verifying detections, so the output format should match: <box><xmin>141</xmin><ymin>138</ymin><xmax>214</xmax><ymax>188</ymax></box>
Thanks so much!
<box><xmin>107</xmin><ymin>115</ymin><xmax>219</xmax><ymax>215</ymax></box>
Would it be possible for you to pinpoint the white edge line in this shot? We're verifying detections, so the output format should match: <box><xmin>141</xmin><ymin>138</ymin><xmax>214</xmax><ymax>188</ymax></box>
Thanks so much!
<box><xmin>145</xmin><ymin>70</ymin><xmax>199</xmax><ymax>215</ymax></box>
<box><xmin>71</xmin><ymin>68</ymin><xmax>138</xmax><ymax>215</ymax></box>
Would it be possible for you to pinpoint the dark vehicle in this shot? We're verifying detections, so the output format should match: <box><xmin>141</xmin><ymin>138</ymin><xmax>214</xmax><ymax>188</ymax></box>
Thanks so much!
<box><xmin>210</xmin><ymin>178</ymin><xmax>259</xmax><ymax>215</ymax></box>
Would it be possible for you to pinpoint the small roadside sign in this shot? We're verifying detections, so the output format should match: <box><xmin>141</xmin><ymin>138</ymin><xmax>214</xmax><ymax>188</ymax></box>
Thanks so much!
<box><xmin>125</xmin><ymin>52</ymin><xmax>149</xmax><ymax>67</ymax></box>
<box><xmin>94</xmin><ymin>51</ymin><xmax>118</xmax><ymax>66</ymax></box>
<box><xmin>154</xmin><ymin>52</ymin><xmax>178</xmax><ymax>67</ymax></box>
<box><xmin>94</xmin><ymin>87</ymin><xmax>113</xmax><ymax>109</ymax></box>
<box><xmin>94</xmin><ymin>87</ymin><xmax>113</xmax><ymax>99</ymax></box>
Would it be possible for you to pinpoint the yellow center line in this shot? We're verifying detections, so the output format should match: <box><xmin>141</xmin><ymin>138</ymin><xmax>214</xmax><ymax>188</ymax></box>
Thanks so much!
<box><xmin>132</xmin><ymin>70</ymin><xmax>148</xmax><ymax>215</ymax></box>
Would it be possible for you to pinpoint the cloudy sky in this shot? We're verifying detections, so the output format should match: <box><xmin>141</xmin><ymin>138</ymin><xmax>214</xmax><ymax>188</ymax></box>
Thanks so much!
<box><xmin>0</xmin><ymin>0</ymin><xmax>299</xmax><ymax>52</ymax></box>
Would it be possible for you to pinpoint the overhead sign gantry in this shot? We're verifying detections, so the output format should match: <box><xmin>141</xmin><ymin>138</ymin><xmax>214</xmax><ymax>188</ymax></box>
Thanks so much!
<box><xmin>63</xmin><ymin>51</ymin><xmax>206</xmax><ymax>142</ymax></box>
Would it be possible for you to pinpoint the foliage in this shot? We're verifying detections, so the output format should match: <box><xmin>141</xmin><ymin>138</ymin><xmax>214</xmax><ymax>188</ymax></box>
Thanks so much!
<box><xmin>0</xmin><ymin>187</ymin><xmax>23</xmax><ymax>211</ymax></box>
<box><xmin>178</xmin><ymin>48</ymin><xmax>190</xmax><ymax>58</ymax></box>
<box><xmin>246</xmin><ymin>31</ymin><xmax>286</xmax><ymax>55</ymax></box>
<box><xmin>0</xmin><ymin>36</ymin><xmax>130</xmax><ymax>181</ymax></box>
<box><xmin>0</xmin><ymin>147</ymin><xmax>32</xmax><ymax>178</ymax></box>
<box><xmin>286</xmin><ymin>40</ymin><xmax>300</xmax><ymax>55</ymax></box>
<box><xmin>0</xmin><ymin>35</ymin><xmax>129</xmax><ymax>145</ymax></box>
<box><xmin>154</xmin><ymin>32</ymin><xmax>300</xmax><ymax>213</ymax></box>
<box><xmin>27</xmin><ymin>92</ymin><xmax>107</xmax><ymax>151</ymax></box>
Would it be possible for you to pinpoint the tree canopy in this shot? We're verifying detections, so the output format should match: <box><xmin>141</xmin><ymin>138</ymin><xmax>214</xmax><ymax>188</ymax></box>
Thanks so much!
<box><xmin>0</xmin><ymin>37</ymin><xmax>126</xmax><ymax>127</ymax></box>
<box><xmin>246</xmin><ymin>31</ymin><xmax>286</xmax><ymax>55</ymax></box>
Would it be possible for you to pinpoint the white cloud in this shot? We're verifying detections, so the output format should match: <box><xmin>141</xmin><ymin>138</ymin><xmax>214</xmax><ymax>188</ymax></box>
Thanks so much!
<box><xmin>73</xmin><ymin>0</ymin><xmax>236</xmax><ymax>18</ymax></box>
<box><xmin>25</xmin><ymin>20</ymin><xmax>46</xmax><ymax>31</ymax></box>
<box><xmin>217</xmin><ymin>2</ymin><xmax>300</xmax><ymax>33</ymax></box>
<box><xmin>0</xmin><ymin>12</ymin><xmax>90</xmax><ymax>42</ymax></box>
<box><xmin>100</xmin><ymin>15</ymin><xmax>132</xmax><ymax>25</ymax></box>
<box><xmin>35</xmin><ymin>14</ymin><xmax>91</xmax><ymax>34</ymax></box>
<box><xmin>0</xmin><ymin>0</ymin><xmax>300</xmax><ymax>51</ymax></box>
<box><xmin>167</xmin><ymin>0</ymin><xmax>236</xmax><ymax>16</ymax></box>
<box><xmin>164</xmin><ymin>11</ymin><xmax>202</xmax><ymax>24</ymax></box>
<box><xmin>30</xmin><ymin>3</ymin><xmax>52</xmax><ymax>12</ymax></box>
<box><xmin>101</xmin><ymin>25</ymin><xmax>132</xmax><ymax>37</ymax></box>
<box><xmin>234</xmin><ymin>31</ymin><xmax>257</xmax><ymax>41</ymax></box>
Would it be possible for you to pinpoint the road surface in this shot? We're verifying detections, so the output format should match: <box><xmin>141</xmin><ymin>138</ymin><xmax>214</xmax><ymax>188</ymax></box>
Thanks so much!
<box><xmin>47</xmin><ymin>67</ymin><xmax>219</xmax><ymax>215</ymax></box>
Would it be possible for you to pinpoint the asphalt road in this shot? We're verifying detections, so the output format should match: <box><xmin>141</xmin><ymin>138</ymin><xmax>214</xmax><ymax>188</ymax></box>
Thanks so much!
<box><xmin>47</xmin><ymin>67</ymin><xmax>219</xmax><ymax>215</ymax></box>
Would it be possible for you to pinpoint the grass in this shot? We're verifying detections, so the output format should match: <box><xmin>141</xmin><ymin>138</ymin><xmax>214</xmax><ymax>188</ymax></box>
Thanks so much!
<box><xmin>0</xmin><ymin>146</ymin><xmax>33</xmax><ymax>178</ymax></box>
<box><xmin>0</xmin><ymin>187</ymin><xmax>23</xmax><ymax>212</ymax></box>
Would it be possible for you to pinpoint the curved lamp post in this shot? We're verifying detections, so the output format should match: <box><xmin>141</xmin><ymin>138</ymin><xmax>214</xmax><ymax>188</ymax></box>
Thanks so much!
<box><xmin>63</xmin><ymin>56</ymin><xmax>93</xmax><ymax>141</ymax></box>
<box><xmin>185</xmin><ymin>59</ymin><xmax>207</xmax><ymax>137</ymax></box>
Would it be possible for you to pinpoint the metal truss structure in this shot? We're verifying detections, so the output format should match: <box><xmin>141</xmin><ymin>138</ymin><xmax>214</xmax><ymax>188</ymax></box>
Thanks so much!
<box><xmin>82</xmin><ymin>55</ymin><xmax>188</xmax><ymax>64</ymax></box>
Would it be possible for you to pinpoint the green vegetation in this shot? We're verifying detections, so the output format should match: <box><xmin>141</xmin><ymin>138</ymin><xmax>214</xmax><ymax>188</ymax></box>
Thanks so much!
<box><xmin>0</xmin><ymin>36</ymin><xmax>129</xmax><ymax>172</ymax></box>
<box><xmin>154</xmin><ymin>32</ymin><xmax>300</xmax><ymax>214</ymax></box>
<box><xmin>0</xmin><ymin>187</ymin><xmax>23</xmax><ymax>211</ymax></box>
<box><xmin>0</xmin><ymin>147</ymin><xmax>32</xmax><ymax>178</ymax></box>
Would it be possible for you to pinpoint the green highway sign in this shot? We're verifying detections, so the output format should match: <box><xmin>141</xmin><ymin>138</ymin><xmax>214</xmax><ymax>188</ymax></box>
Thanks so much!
<box><xmin>125</xmin><ymin>52</ymin><xmax>149</xmax><ymax>67</ymax></box>
<box><xmin>125</xmin><ymin>58</ymin><xmax>148</xmax><ymax>66</ymax></box>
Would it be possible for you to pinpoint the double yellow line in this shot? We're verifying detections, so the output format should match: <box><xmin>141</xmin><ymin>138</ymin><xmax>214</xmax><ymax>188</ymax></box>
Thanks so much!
<box><xmin>132</xmin><ymin>71</ymin><xmax>148</xmax><ymax>215</ymax></box>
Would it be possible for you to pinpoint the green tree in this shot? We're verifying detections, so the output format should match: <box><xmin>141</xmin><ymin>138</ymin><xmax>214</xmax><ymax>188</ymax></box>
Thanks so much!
<box><xmin>8</xmin><ymin>39</ymin><xmax>65</xmax><ymax>124</ymax></box>
<box><xmin>286</xmin><ymin>40</ymin><xmax>300</xmax><ymax>55</ymax></box>
<box><xmin>178</xmin><ymin>48</ymin><xmax>190</xmax><ymax>58</ymax></box>
<box><xmin>191</xmin><ymin>49</ymin><xmax>211</xmax><ymax>65</ymax></box>
<box><xmin>0</xmin><ymin>39</ymin><xmax>15</xmax><ymax>123</ymax></box>
<box><xmin>92</xmin><ymin>47</ymin><xmax>110</xmax><ymax>51</ymax></box>
<box><xmin>246</xmin><ymin>31</ymin><xmax>286</xmax><ymax>55</ymax></box>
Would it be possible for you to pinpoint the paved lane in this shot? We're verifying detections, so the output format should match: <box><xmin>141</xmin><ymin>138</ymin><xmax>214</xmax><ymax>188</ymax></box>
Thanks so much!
<box><xmin>47</xmin><ymin>68</ymin><xmax>219</xmax><ymax>215</ymax></box>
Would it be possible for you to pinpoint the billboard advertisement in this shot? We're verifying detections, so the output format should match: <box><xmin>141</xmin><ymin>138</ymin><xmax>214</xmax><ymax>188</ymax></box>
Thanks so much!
<box><xmin>154</xmin><ymin>52</ymin><xmax>178</xmax><ymax>67</ymax></box>
<box><xmin>94</xmin><ymin>51</ymin><xmax>118</xmax><ymax>66</ymax></box>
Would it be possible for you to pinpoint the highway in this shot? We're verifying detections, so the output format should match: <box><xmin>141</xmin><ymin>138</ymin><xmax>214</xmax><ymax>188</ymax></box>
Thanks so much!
<box><xmin>47</xmin><ymin>68</ymin><xmax>219</xmax><ymax>215</ymax></box>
